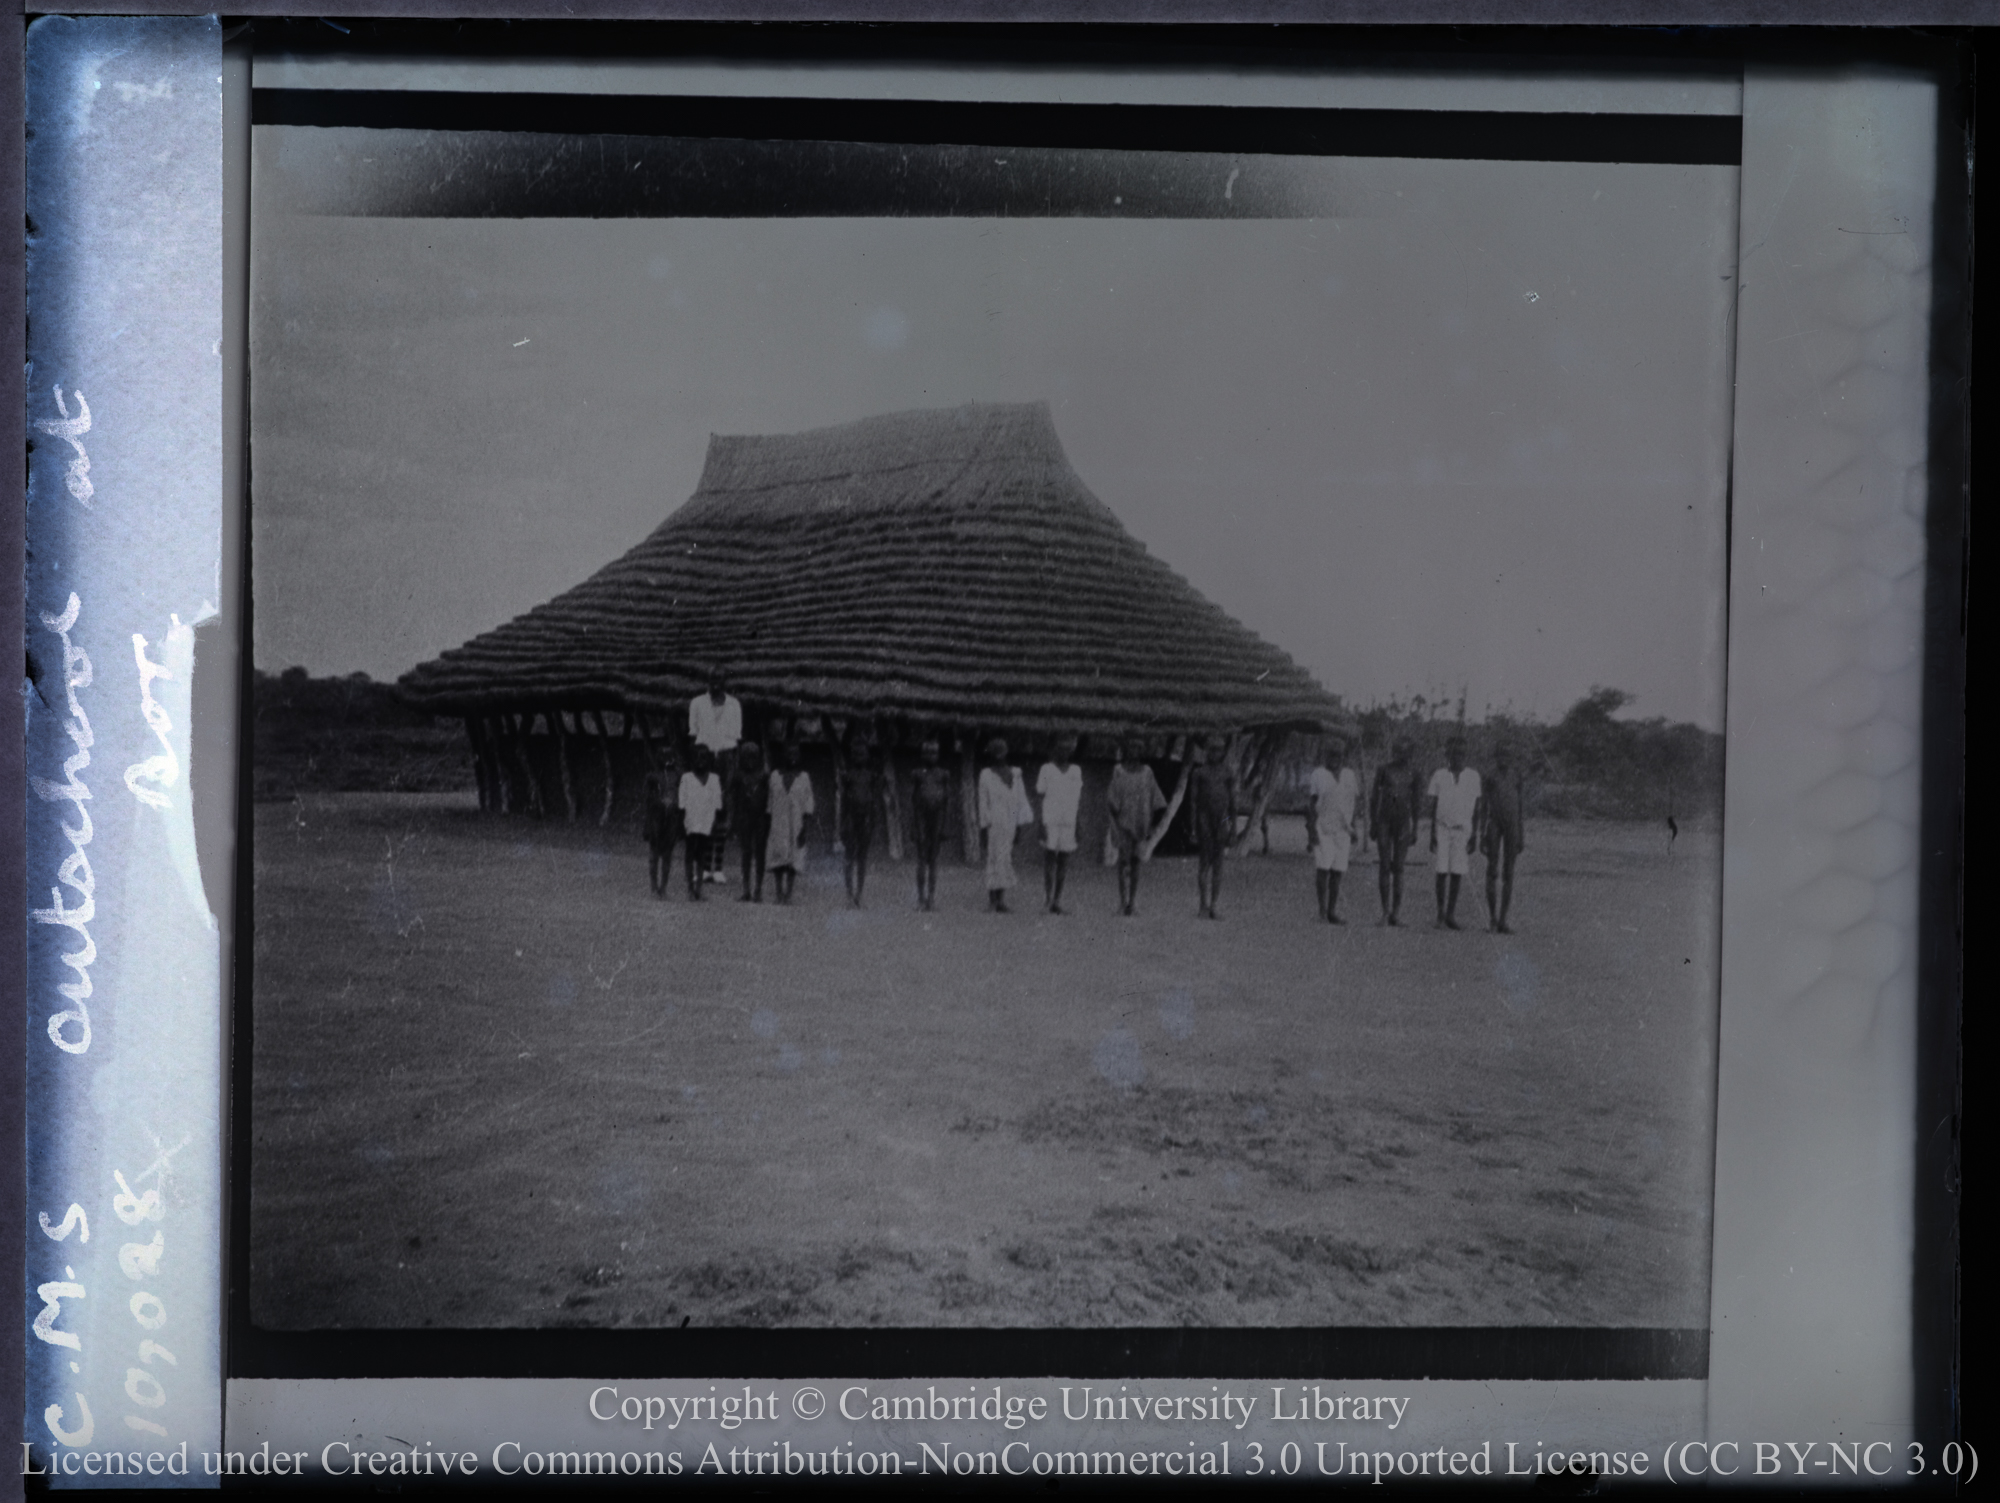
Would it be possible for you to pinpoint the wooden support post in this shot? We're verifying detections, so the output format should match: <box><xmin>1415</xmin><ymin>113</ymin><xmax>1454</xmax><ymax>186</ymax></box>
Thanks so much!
<box><xmin>634</xmin><ymin>709</ymin><xmax>662</xmax><ymax>774</ymax></box>
<box><xmin>881</xmin><ymin>756</ymin><xmax>905</xmax><ymax>862</ymax></box>
<box><xmin>593</xmin><ymin>709</ymin><xmax>616</xmax><ymax>827</ymax></box>
<box><xmin>828</xmin><ymin>736</ymin><xmax>845</xmax><ymax>853</ymax></box>
<box><xmin>487</xmin><ymin>718</ymin><xmax>512</xmax><ymax>813</ymax></box>
<box><xmin>505</xmin><ymin>714</ymin><xmax>524</xmax><ymax>815</ymax></box>
<box><xmin>483</xmin><ymin>717</ymin><xmax>504</xmax><ymax>813</ymax></box>
<box><xmin>1231</xmin><ymin>729</ymin><xmax>1286</xmax><ymax>856</ymax></box>
<box><xmin>959</xmin><ymin>737</ymin><xmax>981</xmax><ymax>866</ymax></box>
<box><xmin>486</xmin><ymin>717</ymin><xmax>505</xmax><ymax>813</ymax></box>
<box><xmin>465</xmin><ymin>719</ymin><xmax>483</xmax><ymax>811</ymax></box>
<box><xmin>515</xmin><ymin>713</ymin><xmax>545</xmax><ymax>818</ymax></box>
<box><xmin>463</xmin><ymin>718</ymin><xmax>488</xmax><ymax>811</ymax></box>
<box><xmin>1141</xmin><ymin>750</ymin><xmax>1192</xmax><ymax>861</ymax></box>
<box><xmin>487</xmin><ymin>718</ymin><xmax>509</xmax><ymax>812</ymax></box>
<box><xmin>554</xmin><ymin>708</ymin><xmax>579</xmax><ymax>821</ymax></box>
<box><xmin>492</xmin><ymin>715</ymin><xmax>511</xmax><ymax>812</ymax></box>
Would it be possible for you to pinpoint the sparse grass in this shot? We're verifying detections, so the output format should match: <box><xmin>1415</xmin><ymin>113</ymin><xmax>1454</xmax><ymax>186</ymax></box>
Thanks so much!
<box><xmin>251</xmin><ymin>794</ymin><xmax>1717</xmax><ymax>1329</ymax></box>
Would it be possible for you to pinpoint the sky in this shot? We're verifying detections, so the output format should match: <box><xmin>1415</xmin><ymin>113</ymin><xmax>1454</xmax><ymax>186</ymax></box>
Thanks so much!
<box><xmin>251</xmin><ymin>147</ymin><xmax>1737</xmax><ymax>729</ymax></box>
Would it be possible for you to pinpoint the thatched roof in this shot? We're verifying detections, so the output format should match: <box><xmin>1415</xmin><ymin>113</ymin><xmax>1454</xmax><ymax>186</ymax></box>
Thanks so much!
<box><xmin>398</xmin><ymin>402</ymin><xmax>1342</xmax><ymax>736</ymax></box>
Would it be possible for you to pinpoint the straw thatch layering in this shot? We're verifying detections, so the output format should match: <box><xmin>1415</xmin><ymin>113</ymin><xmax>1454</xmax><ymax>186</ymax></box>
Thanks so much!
<box><xmin>398</xmin><ymin>402</ymin><xmax>1344</xmax><ymax>855</ymax></box>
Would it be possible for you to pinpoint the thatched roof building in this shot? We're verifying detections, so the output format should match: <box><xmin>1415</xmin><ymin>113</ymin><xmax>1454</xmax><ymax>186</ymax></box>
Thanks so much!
<box><xmin>400</xmin><ymin>402</ymin><xmax>1340</xmax><ymax>852</ymax></box>
<box><xmin>400</xmin><ymin>401</ymin><xmax>1339</xmax><ymax>736</ymax></box>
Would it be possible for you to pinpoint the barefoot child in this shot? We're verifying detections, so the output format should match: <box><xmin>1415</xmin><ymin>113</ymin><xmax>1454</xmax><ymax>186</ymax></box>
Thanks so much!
<box><xmin>766</xmin><ymin>742</ymin><xmax>815</xmax><ymax>904</ymax></box>
<box><xmin>1369</xmin><ymin>738</ymin><xmax>1420</xmax><ymax>925</ymax></box>
<box><xmin>1307</xmin><ymin>735</ymin><xmax>1363</xmax><ymax>923</ymax></box>
<box><xmin>1425</xmin><ymin>735</ymin><xmax>1481</xmax><ymax>930</ymax></box>
<box><xmin>1188</xmin><ymin>737</ymin><xmax>1237</xmax><ymax>919</ymax></box>
<box><xmin>677</xmin><ymin>745</ymin><xmax>724</xmax><ymax>901</ymax></box>
<box><xmin>977</xmin><ymin>738</ymin><xmax>1032</xmax><ymax>913</ymax></box>
<box><xmin>837</xmin><ymin>732</ymin><xmax>880</xmax><ymax>908</ymax></box>
<box><xmin>1482</xmin><ymin>742</ymin><xmax>1527</xmax><ymax>933</ymax></box>
<box><xmin>1106</xmin><ymin>740</ymin><xmax>1167</xmax><ymax>917</ymax></box>
<box><xmin>642</xmin><ymin>773</ymin><xmax>679</xmax><ymax>899</ymax></box>
<box><xmin>910</xmin><ymin>737</ymin><xmax>952</xmax><ymax>911</ymax></box>
<box><xmin>1036</xmin><ymin>733</ymin><xmax>1083</xmax><ymax>914</ymax></box>
<box><xmin>729</xmin><ymin>741</ymin><xmax>771</xmax><ymax>902</ymax></box>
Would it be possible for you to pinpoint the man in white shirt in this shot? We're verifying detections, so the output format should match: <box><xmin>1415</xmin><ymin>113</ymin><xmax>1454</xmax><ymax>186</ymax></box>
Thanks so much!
<box><xmin>688</xmin><ymin>670</ymin><xmax>742</xmax><ymax>880</ymax></box>
<box><xmin>688</xmin><ymin>669</ymin><xmax>742</xmax><ymax>758</ymax></box>
<box><xmin>1425</xmin><ymin>735</ymin><xmax>1482</xmax><ymax>930</ymax></box>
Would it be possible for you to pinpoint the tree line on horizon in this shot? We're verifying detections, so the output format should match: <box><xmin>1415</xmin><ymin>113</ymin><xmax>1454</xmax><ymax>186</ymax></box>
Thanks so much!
<box><xmin>252</xmin><ymin>666</ymin><xmax>1724</xmax><ymax>825</ymax></box>
<box><xmin>1328</xmin><ymin>685</ymin><xmax>1723</xmax><ymax>824</ymax></box>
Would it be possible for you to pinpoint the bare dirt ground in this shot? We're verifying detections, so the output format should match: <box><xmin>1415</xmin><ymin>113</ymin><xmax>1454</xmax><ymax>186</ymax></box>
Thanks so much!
<box><xmin>251</xmin><ymin>795</ymin><xmax>1717</xmax><ymax>1330</ymax></box>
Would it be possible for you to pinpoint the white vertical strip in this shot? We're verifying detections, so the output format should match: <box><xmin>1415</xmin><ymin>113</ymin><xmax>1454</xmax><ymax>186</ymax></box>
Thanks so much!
<box><xmin>1710</xmin><ymin>70</ymin><xmax>1935</xmax><ymax>1458</ymax></box>
<box><xmin>23</xmin><ymin>15</ymin><xmax>225</xmax><ymax>1487</ymax></box>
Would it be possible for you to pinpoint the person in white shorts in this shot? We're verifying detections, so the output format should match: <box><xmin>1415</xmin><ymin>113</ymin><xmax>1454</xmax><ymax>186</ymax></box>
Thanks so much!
<box><xmin>1036</xmin><ymin>733</ymin><xmax>1083</xmax><ymax>914</ymax></box>
<box><xmin>1307</xmin><ymin>735</ymin><xmax>1363</xmax><ymax>924</ymax></box>
<box><xmin>1425</xmin><ymin>735</ymin><xmax>1482</xmax><ymax>930</ymax></box>
<box><xmin>687</xmin><ymin>669</ymin><xmax>742</xmax><ymax>880</ymax></box>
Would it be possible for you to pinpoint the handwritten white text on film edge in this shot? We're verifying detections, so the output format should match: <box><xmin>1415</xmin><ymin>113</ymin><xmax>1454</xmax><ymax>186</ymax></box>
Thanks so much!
<box><xmin>33</xmin><ymin>385</ymin><xmax>94</xmax><ymax>506</ymax></box>
<box><xmin>125</xmin><ymin>631</ymin><xmax>181</xmax><ymax>809</ymax></box>
<box><xmin>30</xmin><ymin>592</ymin><xmax>97</xmax><ymax>1054</ymax></box>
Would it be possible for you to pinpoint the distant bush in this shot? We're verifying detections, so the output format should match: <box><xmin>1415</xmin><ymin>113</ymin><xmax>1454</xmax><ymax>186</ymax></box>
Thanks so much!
<box><xmin>1345</xmin><ymin>686</ymin><xmax>1723</xmax><ymax>824</ymax></box>
<box><xmin>253</xmin><ymin>668</ymin><xmax>473</xmax><ymax>801</ymax></box>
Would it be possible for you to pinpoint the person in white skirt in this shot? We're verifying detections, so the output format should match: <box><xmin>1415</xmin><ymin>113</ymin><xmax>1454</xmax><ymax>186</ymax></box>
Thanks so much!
<box><xmin>977</xmin><ymin>738</ymin><xmax>1034</xmax><ymax>914</ymax></box>
<box><xmin>1307</xmin><ymin>734</ymin><xmax>1364</xmax><ymax>924</ymax></box>
<box><xmin>765</xmin><ymin>741</ymin><xmax>815</xmax><ymax>905</ymax></box>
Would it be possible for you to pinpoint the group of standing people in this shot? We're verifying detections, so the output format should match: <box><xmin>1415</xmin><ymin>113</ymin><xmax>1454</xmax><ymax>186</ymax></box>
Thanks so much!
<box><xmin>643</xmin><ymin>673</ymin><xmax>816</xmax><ymax>905</ymax></box>
<box><xmin>642</xmin><ymin>672</ymin><xmax>941</xmax><ymax>910</ymax></box>
<box><xmin>639</xmin><ymin>674</ymin><xmax>1525</xmax><ymax>929</ymax></box>
<box><xmin>637</xmin><ymin>689</ymin><xmax>1194</xmax><ymax>919</ymax></box>
<box><xmin>972</xmin><ymin>732</ymin><xmax>1199</xmax><ymax>917</ymax></box>
<box><xmin>1306</xmin><ymin>732</ymin><xmax>1526</xmax><ymax>933</ymax></box>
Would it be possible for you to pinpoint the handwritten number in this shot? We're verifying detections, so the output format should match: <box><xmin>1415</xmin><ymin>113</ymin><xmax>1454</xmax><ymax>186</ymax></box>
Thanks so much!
<box><xmin>112</xmin><ymin>1170</ymin><xmax>162</xmax><ymax>1225</ymax></box>
<box><xmin>119</xmin><ymin>1230</ymin><xmax>164</xmax><ymax>1279</ymax></box>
